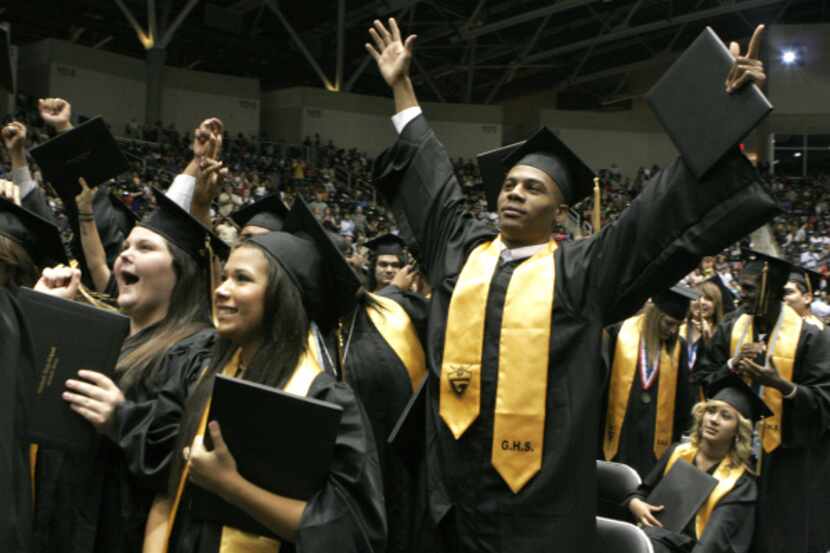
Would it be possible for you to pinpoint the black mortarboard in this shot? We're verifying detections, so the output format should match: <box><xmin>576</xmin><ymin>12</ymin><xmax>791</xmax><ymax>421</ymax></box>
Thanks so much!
<box><xmin>139</xmin><ymin>189</ymin><xmax>229</xmax><ymax>265</ymax></box>
<box><xmin>477</xmin><ymin>127</ymin><xmax>595</xmax><ymax>212</ymax></box>
<box><xmin>788</xmin><ymin>265</ymin><xmax>823</xmax><ymax>297</ymax></box>
<box><xmin>365</xmin><ymin>233</ymin><xmax>406</xmax><ymax>257</ymax></box>
<box><xmin>741</xmin><ymin>249</ymin><xmax>790</xmax><ymax>312</ymax></box>
<box><xmin>653</xmin><ymin>285</ymin><xmax>702</xmax><ymax>320</ymax></box>
<box><xmin>30</xmin><ymin>116</ymin><xmax>129</xmax><ymax>206</ymax></box>
<box><xmin>646</xmin><ymin>26</ymin><xmax>772</xmax><ymax>179</ymax></box>
<box><xmin>0</xmin><ymin>197</ymin><xmax>67</xmax><ymax>267</ymax></box>
<box><xmin>0</xmin><ymin>26</ymin><xmax>13</xmax><ymax>93</ymax></box>
<box><xmin>706</xmin><ymin>372</ymin><xmax>773</xmax><ymax>423</ymax></box>
<box><xmin>284</xmin><ymin>198</ymin><xmax>362</xmax><ymax>331</ymax></box>
<box><xmin>230</xmin><ymin>193</ymin><xmax>288</xmax><ymax>232</ymax></box>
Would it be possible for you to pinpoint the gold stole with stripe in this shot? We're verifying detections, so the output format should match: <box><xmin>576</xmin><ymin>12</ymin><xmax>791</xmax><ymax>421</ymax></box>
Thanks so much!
<box><xmin>729</xmin><ymin>305</ymin><xmax>801</xmax><ymax>453</ymax></box>
<box><xmin>163</xmin><ymin>335</ymin><xmax>323</xmax><ymax>553</ymax></box>
<box><xmin>602</xmin><ymin>314</ymin><xmax>682</xmax><ymax>461</ymax></box>
<box><xmin>440</xmin><ymin>237</ymin><xmax>557</xmax><ymax>493</ymax></box>
<box><xmin>366</xmin><ymin>293</ymin><xmax>427</xmax><ymax>391</ymax></box>
<box><xmin>664</xmin><ymin>443</ymin><xmax>745</xmax><ymax>539</ymax></box>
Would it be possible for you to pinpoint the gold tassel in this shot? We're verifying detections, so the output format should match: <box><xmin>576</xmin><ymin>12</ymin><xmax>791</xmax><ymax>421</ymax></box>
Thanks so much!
<box><xmin>204</xmin><ymin>236</ymin><xmax>219</xmax><ymax>328</ymax></box>
<box><xmin>65</xmin><ymin>260</ymin><xmax>118</xmax><ymax>312</ymax></box>
<box><xmin>757</xmin><ymin>261</ymin><xmax>769</xmax><ymax>316</ymax></box>
<box><xmin>592</xmin><ymin>177</ymin><xmax>602</xmax><ymax>234</ymax></box>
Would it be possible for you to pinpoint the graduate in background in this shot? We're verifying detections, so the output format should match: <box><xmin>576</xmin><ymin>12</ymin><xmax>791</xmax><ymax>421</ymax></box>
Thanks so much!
<box><xmin>367</xmin><ymin>18</ymin><xmax>775</xmax><ymax>552</ymax></box>
<box><xmin>601</xmin><ymin>287</ymin><xmax>699</xmax><ymax>477</ymax></box>
<box><xmin>783</xmin><ymin>266</ymin><xmax>824</xmax><ymax>330</ymax></box>
<box><xmin>32</xmin><ymin>189</ymin><xmax>227</xmax><ymax>553</ymax></box>
<box><xmin>626</xmin><ymin>374</ymin><xmax>766</xmax><ymax>553</ymax></box>
<box><xmin>691</xmin><ymin>256</ymin><xmax>736</xmax><ymax>313</ymax></box>
<box><xmin>365</xmin><ymin>233</ymin><xmax>407</xmax><ymax>292</ymax></box>
<box><xmin>146</xmin><ymin>218</ymin><xmax>385</xmax><ymax>553</ymax></box>
<box><xmin>0</xmin><ymin>194</ymin><xmax>69</xmax><ymax>553</ymax></box>
<box><xmin>695</xmin><ymin>250</ymin><xmax>830</xmax><ymax>553</ymax></box>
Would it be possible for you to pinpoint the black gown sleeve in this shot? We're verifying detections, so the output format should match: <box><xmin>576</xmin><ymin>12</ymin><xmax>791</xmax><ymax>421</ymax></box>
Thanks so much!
<box><xmin>21</xmin><ymin>187</ymin><xmax>57</xmax><ymax>224</ymax></box>
<box><xmin>691</xmin><ymin>474</ymin><xmax>757</xmax><ymax>553</ymax></box>
<box><xmin>109</xmin><ymin>329</ymin><xmax>215</xmax><ymax>492</ymax></box>
<box><xmin>692</xmin><ymin>313</ymin><xmax>738</xmax><ymax>388</ymax></box>
<box><xmin>0</xmin><ymin>288</ymin><xmax>35</xmax><ymax>553</ymax></box>
<box><xmin>674</xmin><ymin>339</ymin><xmax>696</xmax><ymax>440</ymax></box>
<box><xmin>296</xmin><ymin>375</ymin><xmax>387</xmax><ymax>553</ymax></box>
<box><xmin>781</xmin><ymin>326</ymin><xmax>830</xmax><ymax>448</ymax></box>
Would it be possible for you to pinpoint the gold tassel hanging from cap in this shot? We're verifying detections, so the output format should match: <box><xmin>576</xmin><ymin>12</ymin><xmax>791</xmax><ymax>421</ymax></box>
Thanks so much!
<box><xmin>756</xmin><ymin>261</ymin><xmax>769</xmax><ymax>316</ymax></box>
<box><xmin>592</xmin><ymin>177</ymin><xmax>602</xmax><ymax>234</ymax></box>
<box><xmin>203</xmin><ymin>235</ymin><xmax>220</xmax><ymax>327</ymax></box>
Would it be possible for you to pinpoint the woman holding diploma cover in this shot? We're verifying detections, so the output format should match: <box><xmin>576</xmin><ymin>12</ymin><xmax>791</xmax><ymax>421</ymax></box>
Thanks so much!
<box><xmin>144</xmin><ymin>200</ymin><xmax>385</xmax><ymax>553</ymax></box>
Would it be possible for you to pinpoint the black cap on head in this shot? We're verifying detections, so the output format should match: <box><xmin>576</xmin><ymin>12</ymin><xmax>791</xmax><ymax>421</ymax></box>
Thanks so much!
<box><xmin>477</xmin><ymin>127</ymin><xmax>595</xmax><ymax>212</ymax></box>
<box><xmin>788</xmin><ymin>265</ymin><xmax>823</xmax><ymax>297</ymax></box>
<box><xmin>0</xmin><ymin>197</ymin><xmax>67</xmax><ymax>267</ymax></box>
<box><xmin>230</xmin><ymin>193</ymin><xmax>288</xmax><ymax>232</ymax></box>
<box><xmin>248</xmin><ymin>230</ymin><xmax>323</xmax><ymax>322</ymax></box>
<box><xmin>365</xmin><ymin>233</ymin><xmax>406</xmax><ymax>257</ymax></box>
<box><xmin>741</xmin><ymin>249</ymin><xmax>790</xmax><ymax>307</ymax></box>
<box><xmin>284</xmin><ymin>198</ymin><xmax>363</xmax><ymax>331</ymax></box>
<box><xmin>653</xmin><ymin>285</ymin><xmax>702</xmax><ymax>320</ymax></box>
<box><xmin>706</xmin><ymin>373</ymin><xmax>773</xmax><ymax>423</ymax></box>
<box><xmin>140</xmin><ymin>189</ymin><xmax>229</xmax><ymax>265</ymax></box>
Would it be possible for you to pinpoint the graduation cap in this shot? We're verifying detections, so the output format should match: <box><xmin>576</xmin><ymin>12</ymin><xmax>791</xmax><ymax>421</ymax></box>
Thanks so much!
<box><xmin>477</xmin><ymin>128</ymin><xmax>595</xmax><ymax>212</ymax></box>
<box><xmin>139</xmin><ymin>188</ymin><xmax>229</xmax><ymax>266</ymax></box>
<box><xmin>365</xmin><ymin>233</ymin><xmax>406</xmax><ymax>258</ymax></box>
<box><xmin>653</xmin><ymin>285</ymin><xmax>702</xmax><ymax>320</ymax></box>
<box><xmin>741</xmin><ymin>249</ymin><xmax>790</xmax><ymax>314</ymax></box>
<box><xmin>0</xmin><ymin>197</ymin><xmax>67</xmax><ymax>268</ymax></box>
<box><xmin>788</xmin><ymin>265</ymin><xmax>823</xmax><ymax>297</ymax></box>
<box><xmin>30</xmin><ymin>117</ymin><xmax>129</xmax><ymax>207</ymax></box>
<box><xmin>0</xmin><ymin>25</ymin><xmax>13</xmax><ymax>93</ymax></box>
<box><xmin>230</xmin><ymin>193</ymin><xmax>288</xmax><ymax>232</ymax></box>
<box><xmin>284</xmin><ymin>198</ymin><xmax>362</xmax><ymax>331</ymax></box>
<box><xmin>706</xmin><ymin>372</ymin><xmax>773</xmax><ymax>423</ymax></box>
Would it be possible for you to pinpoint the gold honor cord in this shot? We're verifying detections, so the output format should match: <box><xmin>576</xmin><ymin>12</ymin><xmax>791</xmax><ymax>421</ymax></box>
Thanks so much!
<box><xmin>366</xmin><ymin>293</ymin><xmax>427</xmax><ymax>392</ymax></box>
<box><xmin>665</xmin><ymin>443</ymin><xmax>745</xmax><ymax>539</ymax></box>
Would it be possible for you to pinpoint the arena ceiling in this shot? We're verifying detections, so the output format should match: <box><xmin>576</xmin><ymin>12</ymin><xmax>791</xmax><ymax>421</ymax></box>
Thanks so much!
<box><xmin>4</xmin><ymin>0</ymin><xmax>830</xmax><ymax>108</ymax></box>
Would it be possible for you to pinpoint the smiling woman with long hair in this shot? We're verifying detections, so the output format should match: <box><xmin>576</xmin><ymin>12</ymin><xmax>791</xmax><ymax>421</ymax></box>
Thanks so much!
<box><xmin>625</xmin><ymin>374</ymin><xmax>766</xmax><ymax>553</ymax></box>
<box><xmin>31</xmin><ymin>190</ymin><xmax>229</xmax><ymax>553</ymax></box>
<box><xmin>143</xmin><ymin>229</ymin><xmax>386</xmax><ymax>553</ymax></box>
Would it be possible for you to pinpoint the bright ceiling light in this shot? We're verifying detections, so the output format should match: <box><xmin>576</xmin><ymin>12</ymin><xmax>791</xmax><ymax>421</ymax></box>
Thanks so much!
<box><xmin>782</xmin><ymin>50</ymin><xmax>798</xmax><ymax>64</ymax></box>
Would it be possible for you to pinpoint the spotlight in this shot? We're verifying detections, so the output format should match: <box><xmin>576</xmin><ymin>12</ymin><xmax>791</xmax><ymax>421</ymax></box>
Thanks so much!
<box><xmin>781</xmin><ymin>50</ymin><xmax>798</xmax><ymax>64</ymax></box>
<box><xmin>794</xmin><ymin>152</ymin><xmax>803</xmax><ymax>158</ymax></box>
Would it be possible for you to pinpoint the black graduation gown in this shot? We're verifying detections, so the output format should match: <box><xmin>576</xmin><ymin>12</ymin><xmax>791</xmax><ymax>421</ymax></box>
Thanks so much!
<box><xmin>370</xmin><ymin>113</ymin><xmax>778</xmax><ymax>553</ymax></box>
<box><xmin>32</xmin><ymin>328</ymin><xmax>215</xmax><ymax>553</ymax></box>
<box><xmin>694</xmin><ymin>309</ymin><xmax>830</xmax><ymax>553</ymax></box>
<box><xmin>0</xmin><ymin>288</ymin><xmax>35</xmax><ymax>553</ymax></box>
<box><xmin>168</xmin><ymin>371</ymin><xmax>387</xmax><ymax>553</ymax></box>
<box><xmin>599</xmin><ymin>323</ymin><xmax>695</xmax><ymax>478</ymax></box>
<box><xmin>324</xmin><ymin>287</ymin><xmax>428</xmax><ymax>553</ymax></box>
<box><xmin>629</xmin><ymin>443</ymin><xmax>757</xmax><ymax>553</ymax></box>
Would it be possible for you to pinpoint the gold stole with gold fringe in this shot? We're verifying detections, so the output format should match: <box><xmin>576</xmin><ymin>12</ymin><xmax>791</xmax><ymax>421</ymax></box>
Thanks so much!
<box><xmin>664</xmin><ymin>443</ymin><xmax>746</xmax><ymax>539</ymax></box>
<box><xmin>440</xmin><ymin>237</ymin><xmax>557</xmax><ymax>494</ymax></box>
<box><xmin>366</xmin><ymin>293</ymin><xmax>427</xmax><ymax>391</ymax></box>
<box><xmin>163</xmin><ymin>335</ymin><xmax>323</xmax><ymax>553</ymax></box>
<box><xmin>602</xmin><ymin>314</ymin><xmax>681</xmax><ymax>461</ymax></box>
<box><xmin>729</xmin><ymin>305</ymin><xmax>801</xmax><ymax>453</ymax></box>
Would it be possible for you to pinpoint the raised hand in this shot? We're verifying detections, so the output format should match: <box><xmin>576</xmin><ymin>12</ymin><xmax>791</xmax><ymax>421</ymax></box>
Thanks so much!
<box><xmin>38</xmin><ymin>98</ymin><xmax>73</xmax><ymax>132</ymax></box>
<box><xmin>192</xmin><ymin>126</ymin><xmax>216</xmax><ymax>159</ymax></box>
<box><xmin>193</xmin><ymin>157</ymin><xmax>227</xmax><ymax>209</ymax></box>
<box><xmin>34</xmin><ymin>266</ymin><xmax>82</xmax><ymax>301</ymax></box>
<box><xmin>726</xmin><ymin>25</ymin><xmax>766</xmax><ymax>93</ymax></box>
<box><xmin>199</xmin><ymin>117</ymin><xmax>224</xmax><ymax>160</ymax></box>
<box><xmin>391</xmin><ymin>264</ymin><xmax>417</xmax><ymax>291</ymax></box>
<box><xmin>366</xmin><ymin>18</ymin><xmax>417</xmax><ymax>88</ymax></box>
<box><xmin>75</xmin><ymin>177</ymin><xmax>95</xmax><ymax>216</ymax></box>
<box><xmin>2</xmin><ymin>122</ymin><xmax>27</xmax><ymax>153</ymax></box>
<box><xmin>0</xmin><ymin>179</ymin><xmax>21</xmax><ymax>205</ymax></box>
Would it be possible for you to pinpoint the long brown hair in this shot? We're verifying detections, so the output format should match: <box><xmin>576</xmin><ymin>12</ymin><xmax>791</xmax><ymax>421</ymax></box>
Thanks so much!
<box><xmin>641</xmin><ymin>303</ymin><xmax>671</xmax><ymax>368</ymax></box>
<box><xmin>0</xmin><ymin>235</ymin><xmax>38</xmax><ymax>288</ymax></box>
<box><xmin>168</xmin><ymin>241</ymin><xmax>310</xmax><ymax>495</ymax></box>
<box><xmin>689</xmin><ymin>399</ymin><xmax>753</xmax><ymax>469</ymax></box>
<box><xmin>695</xmin><ymin>281</ymin><xmax>724</xmax><ymax>326</ymax></box>
<box><xmin>116</xmin><ymin>237</ymin><xmax>211</xmax><ymax>391</ymax></box>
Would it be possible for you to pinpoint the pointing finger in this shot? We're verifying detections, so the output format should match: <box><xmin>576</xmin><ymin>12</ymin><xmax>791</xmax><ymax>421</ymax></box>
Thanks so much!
<box><xmin>747</xmin><ymin>24</ymin><xmax>765</xmax><ymax>60</ymax></box>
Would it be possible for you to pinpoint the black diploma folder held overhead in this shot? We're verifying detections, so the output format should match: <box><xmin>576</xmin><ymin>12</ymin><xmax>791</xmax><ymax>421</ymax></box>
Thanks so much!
<box><xmin>17</xmin><ymin>287</ymin><xmax>130</xmax><ymax>451</ymax></box>
<box><xmin>30</xmin><ymin>116</ymin><xmax>129</xmax><ymax>205</ymax></box>
<box><xmin>646</xmin><ymin>459</ymin><xmax>719</xmax><ymax>532</ymax></box>
<box><xmin>190</xmin><ymin>374</ymin><xmax>344</xmax><ymax>538</ymax></box>
<box><xmin>646</xmin><ymin>26</ymin><xmax>773</xmax><ymax>179</ymax></box>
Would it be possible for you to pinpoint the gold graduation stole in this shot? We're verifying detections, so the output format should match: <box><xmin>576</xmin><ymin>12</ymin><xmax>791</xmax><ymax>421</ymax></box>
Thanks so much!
<box><xmin>440</xmin><ymin>237</ymin><xmax>557</xmax><ymax>493</ymax></box>
<box><xmin>366</xmin><ymin>293</ymin><xmax>427</xmax><ymax>391</ymax></box>
<box><xmin>729</xmin><ymin>305</ymin><xmax>801</xmax><ymax>453</ymax></box>
<box><xmin>665</xmin><ymin>443</ymin><xmax>745</xmax><ymax>539</ymax></box>
<box><xmin>603</xmin><ymin>315</ymin><xmax>682</xmax><ymax>461</ymax></box>
<box><xmin>29</xmin><ymin>443</ymin><xmax>38</xmax><ymax>507</ymax></box>
<box><xmin>164</xmin><ymin>337</ymin><xmax>323</xmax><ymax>553</ymax></box>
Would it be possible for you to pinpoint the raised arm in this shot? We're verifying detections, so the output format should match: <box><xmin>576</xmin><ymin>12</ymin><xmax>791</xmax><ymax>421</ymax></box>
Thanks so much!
<box><xmin>75</xmin><ymin>178</ymin><xmax>111</xmax><ymax>292</ymax></box>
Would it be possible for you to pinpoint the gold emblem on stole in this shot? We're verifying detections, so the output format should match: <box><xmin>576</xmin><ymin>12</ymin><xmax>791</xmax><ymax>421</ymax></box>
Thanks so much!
<box><xmin>447</xmin><ymin>365</ymin><xmax>472</xmax><ymax>395</ymax></box>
